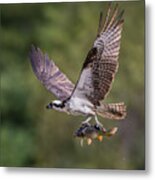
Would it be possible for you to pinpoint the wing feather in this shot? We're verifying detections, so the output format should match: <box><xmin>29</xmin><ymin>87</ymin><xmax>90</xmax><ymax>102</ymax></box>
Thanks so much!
<box><xmin>29</xmin><ymin>45</ymin><xmax>74</xmax><ymax>100</ymax></box>
<box><xmin>70</xmin><ymin>4</ymin><xmax>124</xmax><ymax>105</ymax></box>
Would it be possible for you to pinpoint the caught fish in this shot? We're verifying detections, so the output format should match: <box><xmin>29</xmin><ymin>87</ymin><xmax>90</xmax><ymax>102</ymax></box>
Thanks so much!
<box><xmin>74</xmin><ymin>123</ymin><xmax>118</xmax><ymax>146</ymax></box>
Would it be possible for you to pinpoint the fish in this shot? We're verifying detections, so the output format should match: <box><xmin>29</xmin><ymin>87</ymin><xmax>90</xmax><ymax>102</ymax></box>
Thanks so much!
<box><xmin>74</xmin><ymin>123</ymin><xmax>118</xmax><ymax>146</ymax></box>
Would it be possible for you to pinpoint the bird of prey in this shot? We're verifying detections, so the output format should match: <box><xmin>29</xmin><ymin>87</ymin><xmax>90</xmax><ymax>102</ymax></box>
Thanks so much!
<box><xmin>29</xmin><ymin>4</ymin><xmax>126</xmax><ymax>127</ymax></box>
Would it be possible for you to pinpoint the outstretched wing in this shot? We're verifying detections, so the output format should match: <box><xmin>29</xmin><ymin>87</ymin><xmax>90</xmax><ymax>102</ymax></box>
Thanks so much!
<box><xmin>70</xmin><ymin>4</ymin><xmax>124</xmax><ymax>105</ymax></box>
<box><xmin>29</xmin><ymin>45</ymin><xmax>74</xmax><ymax>101</ymax></box>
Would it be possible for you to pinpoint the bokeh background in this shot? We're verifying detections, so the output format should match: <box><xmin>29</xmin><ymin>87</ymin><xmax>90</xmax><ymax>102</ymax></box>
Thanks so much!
<box><xmin>0</xmin><ymin>1</ymin><xmax>145</xmax><ymax>169</ymax></box>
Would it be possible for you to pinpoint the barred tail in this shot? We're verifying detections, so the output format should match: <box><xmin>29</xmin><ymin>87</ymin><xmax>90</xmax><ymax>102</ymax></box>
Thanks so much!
<box><xmin>96</xmin><ymin>102</ymin><xmax>127</xmax><ymax>120</ymax></box>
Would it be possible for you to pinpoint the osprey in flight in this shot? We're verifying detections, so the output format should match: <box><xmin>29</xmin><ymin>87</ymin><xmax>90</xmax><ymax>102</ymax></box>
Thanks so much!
<box><xmin>29</xmin><ymin>4</ymin><xmax>126</xmax><ymax>127</ymax></box>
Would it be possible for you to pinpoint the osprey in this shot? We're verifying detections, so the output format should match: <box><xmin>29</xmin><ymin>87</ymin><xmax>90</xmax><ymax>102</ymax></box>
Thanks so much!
<box><xmin>29</xmin><ymin>4</ymin><xmax>126</xmax><ymax>127</ymax></box>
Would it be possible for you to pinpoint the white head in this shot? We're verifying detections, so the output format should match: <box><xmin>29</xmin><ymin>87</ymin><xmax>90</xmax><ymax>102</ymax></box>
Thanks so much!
<box><xmin>46</xmin><ymin>100</ymin><xmax>66</xmax><ymax>112</ymax></box>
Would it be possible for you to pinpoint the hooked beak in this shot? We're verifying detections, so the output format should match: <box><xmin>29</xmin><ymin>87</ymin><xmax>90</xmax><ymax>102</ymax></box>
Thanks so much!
<box><xmin>46</xmin><ymin>103</ymin><xmax>53</xmax><ymax>109</ymax></box>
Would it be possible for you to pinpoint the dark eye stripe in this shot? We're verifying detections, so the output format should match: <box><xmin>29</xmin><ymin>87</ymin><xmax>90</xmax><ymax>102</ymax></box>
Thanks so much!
<box><xmin>54</xmin><ymin>103</ymin><xmax>65</xmax><ymax>108</ymax></box>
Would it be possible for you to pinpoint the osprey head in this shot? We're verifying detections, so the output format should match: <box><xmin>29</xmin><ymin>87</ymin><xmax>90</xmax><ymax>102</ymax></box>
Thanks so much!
<box><xmin>46</xmin><ymin>100</ymin><xmax>65</xmax><ymax>111</ymax></box>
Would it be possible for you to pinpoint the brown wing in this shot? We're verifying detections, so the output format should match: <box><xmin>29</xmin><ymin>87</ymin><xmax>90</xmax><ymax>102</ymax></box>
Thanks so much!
<box><xmin>29</xmin><ymin>45</ymin><xmax>74</xmax><ymax>101</ymax></box>
<box><xmin>70</xmin><ymin>4</ymin><xmax>124</xmax><ymax>105</ymax></box>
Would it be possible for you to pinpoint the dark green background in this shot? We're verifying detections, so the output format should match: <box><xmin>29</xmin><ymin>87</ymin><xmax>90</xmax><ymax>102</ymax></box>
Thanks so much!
<box><xmin>0</xmin><ymin>1</ymin><xmax>145</xmax><ymax>169</ymax></box>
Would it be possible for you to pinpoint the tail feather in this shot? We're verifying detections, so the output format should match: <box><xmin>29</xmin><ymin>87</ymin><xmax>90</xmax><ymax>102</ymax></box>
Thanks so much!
<box><xmin>96</xmin><ymin>102</ymin><xmax>127</xmax><ymax>120</ymax></box>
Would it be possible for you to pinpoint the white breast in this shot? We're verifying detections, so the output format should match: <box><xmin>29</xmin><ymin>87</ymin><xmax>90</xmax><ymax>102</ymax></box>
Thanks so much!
<box><xmin>66</xmin><ymin>97</ymin><xmax>95</xmax><ymax>116</ymax></box>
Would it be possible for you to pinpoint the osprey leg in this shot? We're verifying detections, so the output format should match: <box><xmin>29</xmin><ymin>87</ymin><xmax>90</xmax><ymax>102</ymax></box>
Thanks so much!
<box><xmin>82</xmin><ymin>116</ymin><xmax>92</xmax><ymax>125</ymax></box>
<box><xmin>95</xmin><ymin>115</ymin><xmax>103</xmax><ymax>127</ymax></box>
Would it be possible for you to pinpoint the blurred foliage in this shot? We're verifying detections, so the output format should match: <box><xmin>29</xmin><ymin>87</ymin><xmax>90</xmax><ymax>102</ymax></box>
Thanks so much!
<box><xmin>0</xmin><ymin>1</ymin><xmax>144</xmax><ymax>169</ymax></box>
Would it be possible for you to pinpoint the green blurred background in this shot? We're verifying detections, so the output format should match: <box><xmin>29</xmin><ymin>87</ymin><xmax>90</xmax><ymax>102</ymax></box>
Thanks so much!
<box><xmin>0</xmin><ymin>1</ymin><xmax>145</xmax><ymax>169</ymax></box>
